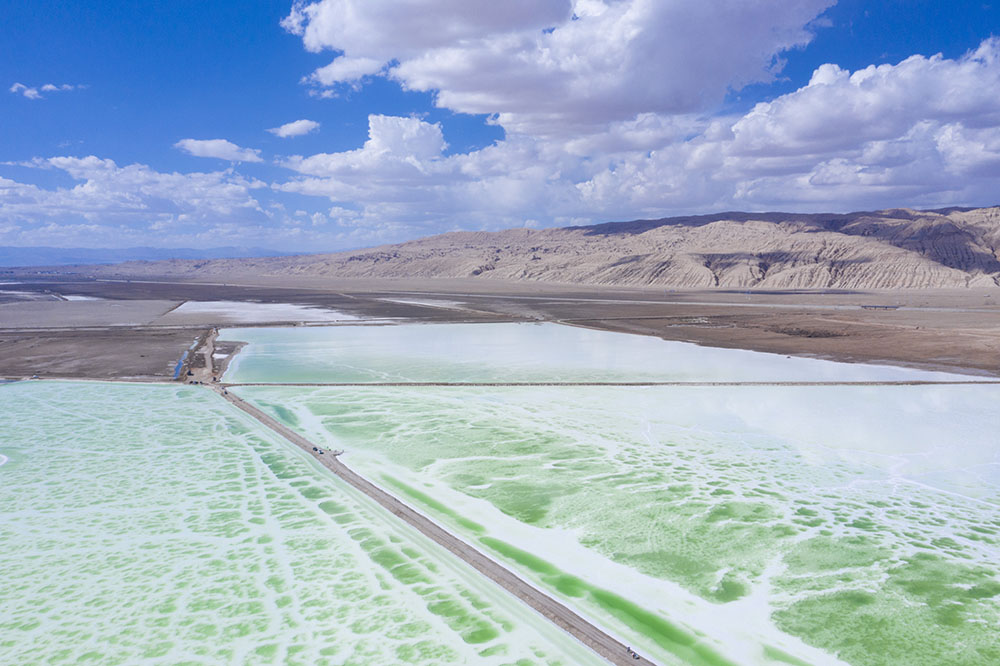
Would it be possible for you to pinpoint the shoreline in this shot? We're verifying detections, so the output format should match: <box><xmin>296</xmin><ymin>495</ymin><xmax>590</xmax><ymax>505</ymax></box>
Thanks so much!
<box><xmin>560</xmin><ymin>319</ymin><xmax>998</xmax><ymax>379</ymax></box>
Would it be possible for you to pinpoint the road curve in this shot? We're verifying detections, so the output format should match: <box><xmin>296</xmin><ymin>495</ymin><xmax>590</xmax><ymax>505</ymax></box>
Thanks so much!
<box><xmin>214</xmin><ymin>385</ymin><xmax>657</xmax><ymax>666</ymax></box>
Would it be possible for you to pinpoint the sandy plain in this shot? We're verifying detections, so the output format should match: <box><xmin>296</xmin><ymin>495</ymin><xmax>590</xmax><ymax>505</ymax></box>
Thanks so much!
<box><xmin>1</xmin><ymin>274</ymin><xmax>998</xmax><ymax>379</ymax></box>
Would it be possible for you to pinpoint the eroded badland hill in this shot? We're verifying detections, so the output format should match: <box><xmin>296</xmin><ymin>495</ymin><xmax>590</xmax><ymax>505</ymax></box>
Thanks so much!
<box><xmin>87</xmin><ymin>206</ymin><xmax>1000</xmax><ymax>289</ymax></box>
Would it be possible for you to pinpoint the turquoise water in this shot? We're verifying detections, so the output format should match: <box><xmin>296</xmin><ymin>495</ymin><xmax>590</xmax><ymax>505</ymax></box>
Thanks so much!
<box><xmin>219</xmin><ymin>323</ymin><xmax>968</xmax><ymax>384</ymax></box>
<box><xmin>173</xmin><ymin>351</ymin><xmax>188</xmax><ymax>378</ymax></box>
<box><xmin>0</xmin><ymin>381</ymin><xmax>603</xmax><ymax>666</ymax></box>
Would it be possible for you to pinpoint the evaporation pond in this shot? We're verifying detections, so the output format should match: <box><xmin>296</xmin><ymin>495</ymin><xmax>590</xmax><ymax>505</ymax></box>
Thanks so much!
<box><xmin>219</xmin><ymin>322</ymin><xmax>968</xmax><ymax>383</ymax></box>
<box><xmin>0</xmin><ymin>381</ymin><xmax>603</xmax><ymax>666</ymax></box>
<box><xmin>235</xmin><ymin>383</ymin><xmax>1000</xmax><ymax>666</ymax></box>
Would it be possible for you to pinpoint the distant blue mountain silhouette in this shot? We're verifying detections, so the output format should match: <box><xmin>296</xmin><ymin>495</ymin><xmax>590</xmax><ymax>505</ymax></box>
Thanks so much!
<box><xmin>0</xmin><ymin>246</ymin><xmax>295</xmax><ymax>267</ymax></box>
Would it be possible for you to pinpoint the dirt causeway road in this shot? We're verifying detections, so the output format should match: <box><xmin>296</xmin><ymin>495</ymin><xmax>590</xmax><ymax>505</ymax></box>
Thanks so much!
<box><xmin>217</xmin><ymin>385</ymin><xmax>657</xmax><ymax>666</ymax></box>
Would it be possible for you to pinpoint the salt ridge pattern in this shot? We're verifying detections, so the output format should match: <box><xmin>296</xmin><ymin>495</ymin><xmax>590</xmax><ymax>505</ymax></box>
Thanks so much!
<box><xmin>0</xmin><ymin>381</ymin><xmax>603</xmax><ymax>666</ymax></box>
<box><xmin>235</xmin><ymin>384</ymin><xmax>1000</xmax><ymax>666</ymax></box>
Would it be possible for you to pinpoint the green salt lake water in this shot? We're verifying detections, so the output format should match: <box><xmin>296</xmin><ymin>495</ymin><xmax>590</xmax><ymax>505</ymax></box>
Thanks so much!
<box><xmin>218</xmin><ymin>322</ymin><xmax>1000</xmax><ymax>666</ymax></box>
<box><xmin>0</xmin><ymin>381</ymin><xmax>603</xmax><ymax>666</ymax></box>
<box><xmin>235</xmin><ymin>384</ymin><xmax>1000</xmax><ymax>666</ymax></box>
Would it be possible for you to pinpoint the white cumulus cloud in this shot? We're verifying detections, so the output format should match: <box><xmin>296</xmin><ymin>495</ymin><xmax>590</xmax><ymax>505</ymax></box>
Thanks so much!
<box><xmin>281</xmin><ymin>115</ymin><xmax>447</xmax><ymax>177</ymax></box>
<box><xmin>7</xmin><ymin>7</ymin><xmax>1000</xmax><ymax>251</ymax></box>
<box><xmin>267</xmin><ymin>119</ymin><xmax>321</xmax><ymax>138</ymax></box>
<box><xmin>576</xmin><ymin>38</ymin><xmax>1000</xmax><ymax>213</ymax></box>
<box><xmin>729</xmin><ymin>38</ymin><xmax>1000</xmax><ymax>159</ymax></box>
<box><xmin>174</xmin><ymin>138</ymin><xmax>263</xmax><ymax>162</ymax></box>
<box><xmin>276</xmin><ymin>115</ymin><xmax>586</xmax><ymax>233</ymax></box>
<box><xmin>285</xmin><ymin>0</ymin><xmax>834</xmax><ymax>136</ymax></box>
<box><xmin>273</xmin><ymin>38</ymin><xmax>1000</xmax><ymax>235</ymax></box>
<box><xmin>308</xmin><ymin>56</ymin><xmax>384</xmax><ymax>85</ymax></box>
<box><xmin>282</xmin><ymin>0</ymin><xmax>565</xmax><ymax>58</ymax></box>
<box><xmin>0</xmin><ymin>156</ymin><xmax>269</xmax><ymax>247</ymax></box>
<box><xmin>9</xmin><ymin>82</ymin><xmax>81</xmax><ymax>99</ymax></box>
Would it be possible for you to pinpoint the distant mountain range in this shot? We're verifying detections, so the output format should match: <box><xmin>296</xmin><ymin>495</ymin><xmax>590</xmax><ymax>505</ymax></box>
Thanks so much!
<box><xmin>0</xmin><ymin>246</ymin><xmax>293</xmax><ymax>268</ymax></box>
<box><xmin>22</xmin><ymin>206</ymin><xmax>1000</xmax><ymax>289</ymax></box>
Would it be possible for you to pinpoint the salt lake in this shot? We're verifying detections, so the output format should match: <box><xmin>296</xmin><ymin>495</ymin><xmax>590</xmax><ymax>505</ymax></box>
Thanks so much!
<box><xmin>2</xmin><ymin>321</ymin><xmax>996</xmax><ymax>666</ymax></box>
<box><xmin>220</xmin><ymin>323</ymin><xmax>999</xmax><ymax>666</ymax></box>
<box><xmin>220</xmin><ymin>322</ymin><xmax>971</xmax><ymax>384</ymax></box>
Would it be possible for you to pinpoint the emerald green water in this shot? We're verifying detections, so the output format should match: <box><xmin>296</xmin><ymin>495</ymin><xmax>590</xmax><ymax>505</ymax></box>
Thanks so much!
<box><xmin>236</xmin><ymin>384</ymin><xmax>1000</xmax><ymax>666</ymax></box>
<box><xmin>0</xmin><ymin>381</ymin><xmax>603</xmax><ymax>666</ymax></box>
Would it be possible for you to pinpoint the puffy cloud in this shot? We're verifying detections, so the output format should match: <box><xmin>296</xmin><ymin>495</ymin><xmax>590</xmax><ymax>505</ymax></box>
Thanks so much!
<box><xmin>273</xmin><ymin>38</ymin><xmax>1000</xmax><ymax>234</ymax></box>
<box><xmin>575</xmin><ymin>39</ymin><xmax>1000</xmax><ymax>213</ymax></box>
<box><xmin>174</xmin><ymin>138</ymin><xmax>263</xmax><ymax>162</ymax></box>
<box><xmin>8</xmin><ymin>13</ymin><xmax>1000</xmax><ymax>251</ymax></box>
<box><xmin>275</xmin><ymin>116</ymin><xmax>576</xmax><ymax>234</ymax></box>
<box><xmin>281</xmin><ymin>115</ymin><xmax>447</xmax><ymax>178</ymax></box>
<box><xmin>267</xmin><ymin>119</ymin><xmax>321</xmax><ymax>138</ymax></box>
<box><xmin>729</xmin><ymin>38</ymin><xmax>1000</xmax><ymax>159</ymax></box>
<box><xmin>9</xmin><ymin>82</ymin><xmax>80</xmax><ymax>99</ymax></box>
<box><xmin>308</xmin><ymin>56</ymin><xmax>383</xmax><ymax>85</ymax></box>
<box><xmin>0</xmin><ymin>156</ymin><xmax>269</xmax><ymax>246</ymax></box>
<box><xmin>282</xmin><ymin>0</ymin><xmax>567</xmax><ymax>58</ymax></box>
<box><xmin>285</xmin><ymin>0</ymin><xmax>834</xmax><ymax>136</ymax></box>
<box><xmin>277</xmin><ymin>115</ymin><xmax>603</xmax><ymax>234</ymax></box>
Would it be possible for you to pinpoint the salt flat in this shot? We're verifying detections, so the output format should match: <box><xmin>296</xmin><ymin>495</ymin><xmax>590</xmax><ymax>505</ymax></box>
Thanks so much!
<box><xmin>156</xmin><ymin>300</ymin><xmax>361</xmax><ymax>325</ymax></box>
<box><xmin>0</xmin><ymin>288</ymin><xmax>60</xmax><ymax>302</ymax></box>
<box><xmin>0</xmin><ymin>381</ymin><xmax>602</xmax><ymax>666</ymax></box>
<box><xmin>0</xmin><ymin>299</ymin><xmax>181</xmax><ymax>328</ymax></box>
<box><xmin>60</xmin><ymin>294</ymin><xmax>104</xmax><ymax>301</ymax></box>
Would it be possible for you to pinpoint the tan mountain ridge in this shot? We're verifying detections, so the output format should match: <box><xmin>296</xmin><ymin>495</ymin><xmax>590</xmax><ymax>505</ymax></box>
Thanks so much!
<box><xmin>98</xmin><ymin>206</ymin><xmax>1000</xmax><ymax>289</ymax></box>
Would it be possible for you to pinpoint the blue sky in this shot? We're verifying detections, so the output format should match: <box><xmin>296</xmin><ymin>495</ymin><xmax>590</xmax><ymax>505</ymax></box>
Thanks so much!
<box><xmin>1</xmin><ymin>1</ymin><xmax>998</xmax><ymax>251</ymax></box>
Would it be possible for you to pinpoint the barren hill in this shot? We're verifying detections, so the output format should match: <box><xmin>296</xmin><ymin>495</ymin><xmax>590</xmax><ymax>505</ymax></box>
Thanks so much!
<box><xmin>94</xmin><ymin>206</ymin><xmax>1000</xmax><ymax>289</ymax></box>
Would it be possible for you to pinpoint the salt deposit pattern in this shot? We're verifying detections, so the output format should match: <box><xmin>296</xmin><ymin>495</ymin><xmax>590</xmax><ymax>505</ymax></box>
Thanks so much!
<box><xmin>235</xmin><ymin>384</ymin><xmax>1000</xmax><ymax>666</ymax></box>
<box><xmin>0</xmin><ymin>381</ymin><xmax>603</xmax><ymax>666</ymax></box>
<box><xmin>218</xmin><ymin>323</ymin><xmax>999</xmax><ymax>666</ymax></box>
